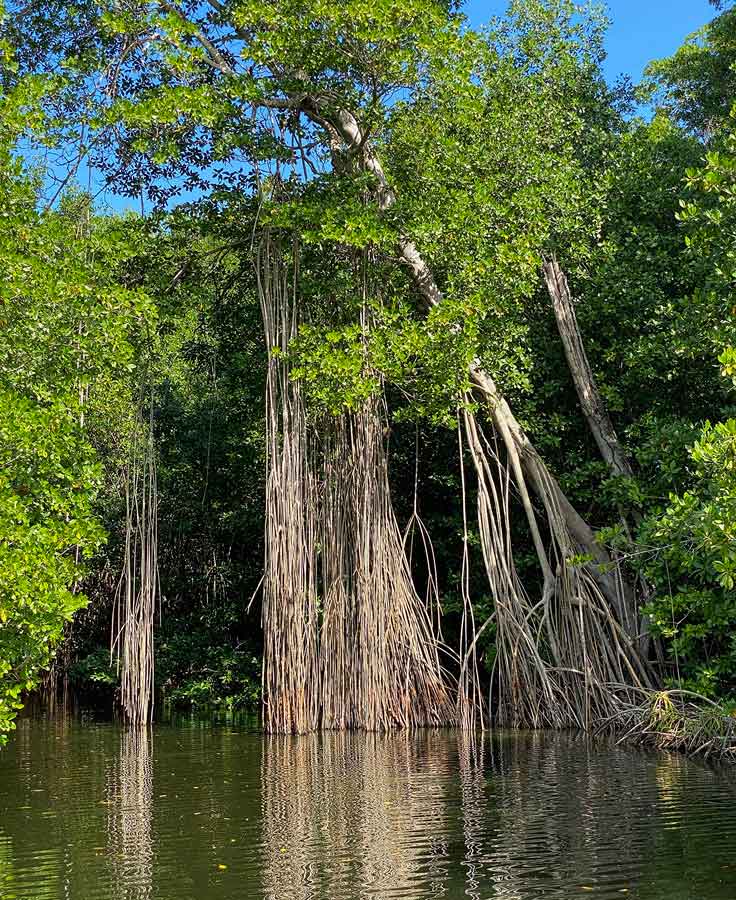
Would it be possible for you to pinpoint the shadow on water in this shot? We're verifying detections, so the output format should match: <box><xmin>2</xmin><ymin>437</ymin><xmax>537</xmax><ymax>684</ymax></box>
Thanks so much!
<box><xmin>1</xmin><ymin>718</ymin><xmax>736</xmax><ymax>899</ymax></box>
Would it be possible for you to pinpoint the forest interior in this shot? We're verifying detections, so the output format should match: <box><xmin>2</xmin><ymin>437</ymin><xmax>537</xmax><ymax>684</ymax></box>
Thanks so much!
<box><xmin>3</xmin><ymin>0</ymin><xmax>736</xmax><ymax>761</ymax></box>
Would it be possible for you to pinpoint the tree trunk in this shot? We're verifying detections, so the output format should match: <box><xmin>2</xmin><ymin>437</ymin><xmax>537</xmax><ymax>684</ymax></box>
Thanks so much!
<box><xmin>317</xmin><ymin>115</ymin><xmax>637</xmax><ymax>616</ymax></box>
<box><xmin>182</xmin><ymin>11</ymin><xmax>647</xmax><ymax>679</ymax></box>
<box><xmin>542</xmin><ymin>258</ymin><xmax>655</xmax><ymax>649</ymax></box>
<box><xmin>542</xmin><ymin>258</ymin><xmax>633</xmax><ymax>478</ymax></box>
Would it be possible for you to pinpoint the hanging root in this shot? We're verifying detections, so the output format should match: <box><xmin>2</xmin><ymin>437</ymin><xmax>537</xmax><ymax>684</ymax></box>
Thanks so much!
<box><xmin>112</xmin><ymin>395</ymin><xmax>158</xmax><ymax>727</ymax></box>
<box><xmin>462</xmin><ymin>396</ymin><xmax>651</xmax><ymax>732</ymax></box>
<box><xmin>259</xmin><ymin>237</ymin><xmax>320</xmax><ymax>734</ymax></box>
<box><xmin>258</xmin><ymin>231</ymin><xmax>658</xmax><ymax>736</ymax></box>
<box><xmin>462</xmin><ymin>410</ymin><xmax>564</xmax><ymax>728</ymax></box>
<box><xmin>258</xmin><ymin>235</ymin><xmax>453</xmax><ymax>733</ymax></box>
<box><xmin>320</xmin><ymin>400</ymin><xmax>453</xmax><ymax>731</ymax></box>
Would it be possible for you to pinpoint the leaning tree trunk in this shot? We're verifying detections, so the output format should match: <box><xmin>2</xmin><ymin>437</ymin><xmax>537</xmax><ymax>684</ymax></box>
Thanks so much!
<box><xmin>542</xmin><ymin>257</ymin><xmax>654</xmax><ymax>652</ymax></box>
<box><xmin>379</xmin><ymin>175</ymin><xmax>638</xmax><ymax>632</ymax></box>
<box><xmin>542</xmin><ymin>258</ymin><xmax>633</xmax><ymax>479</ymax></box>
<box><xmin>306</xmin><ymin>105</ymin><xmax>654</xmax><ymax>727</ymax></box>
<box><xmin>319</xmin><ymin>107</ymin><xmax>638</xmax><ymax>606</ymax></box>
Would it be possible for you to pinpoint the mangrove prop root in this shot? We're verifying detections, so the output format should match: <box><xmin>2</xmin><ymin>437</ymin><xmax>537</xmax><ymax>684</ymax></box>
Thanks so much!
<box><xmin>259</xmin><ymin>237</ymin><xmax>320</xmax><ymax>734</ymax></box>
<box><xmin>462</xmin><ymin>404</ymin><xmax>651</xmax><ymax>731</ymax></box>
<box><xmin>320</xmin><ymin>400</ymin><xmax>453</xmax><ymax>730</ymax></box>
<box><xmin>258</xmin><ymin>237</ymin><xmax>454</xmax><ymax>733</ymax></box>
<box><xmin>112</xmin><ymin>396</ymin><xmax>159</xmax><ymax>727</ymax></box>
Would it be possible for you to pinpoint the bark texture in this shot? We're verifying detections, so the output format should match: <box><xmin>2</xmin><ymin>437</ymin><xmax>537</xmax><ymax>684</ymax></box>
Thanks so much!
<box><xmin>543</xmin><ymin>258</ymin><xmax>633</xmax><ymax>479</ymax></box>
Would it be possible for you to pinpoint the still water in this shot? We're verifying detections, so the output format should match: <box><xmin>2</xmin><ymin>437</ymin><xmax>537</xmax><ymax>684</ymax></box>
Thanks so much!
<box><xmin>1</xmin><ymin>718</ymin><xmax>735</xmax><ymax>899</ymax></box>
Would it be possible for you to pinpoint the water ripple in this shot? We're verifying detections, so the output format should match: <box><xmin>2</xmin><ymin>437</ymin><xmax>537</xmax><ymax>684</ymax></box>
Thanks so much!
<box><xmin>1</xmin><ymin>721</ymin><xmax>736</xmax><ymax>899</ymax></box>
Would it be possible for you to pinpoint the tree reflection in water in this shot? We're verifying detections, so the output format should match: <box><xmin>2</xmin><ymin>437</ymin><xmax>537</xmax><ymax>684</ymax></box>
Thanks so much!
<box><xmin>260</xmin><ymin>730</ymin><xmax>481</xmax><ymax>899</ymax></box>
<box><xmin>106</xmin><ymin>728</ymin><xmax>154</xmax><ymax>900</ymax></box>
<box><xmin>258</xmin><ymin>729</ymin><xmax>717</xmax><ymax>900</ymax></box>
<box><xmin>3</xmin><ymin>721</ymin><xmax>736</xmax><ymax>899</ymax></box>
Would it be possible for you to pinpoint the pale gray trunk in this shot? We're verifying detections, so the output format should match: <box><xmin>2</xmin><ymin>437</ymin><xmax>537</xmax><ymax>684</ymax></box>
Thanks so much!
<box><xmin>322</xmin><ymin>114</ymin><xmax>633</xmax><ymax>612</ymax></box>
<box><xmin>542</xmin><ymin>258</ymin><xmax>653</xmax><ymax>650</ymax></box>
<box><xmin>542</xmin><ymin>258</ymin><xmax>633</xmax><ymax>479</ymax></box>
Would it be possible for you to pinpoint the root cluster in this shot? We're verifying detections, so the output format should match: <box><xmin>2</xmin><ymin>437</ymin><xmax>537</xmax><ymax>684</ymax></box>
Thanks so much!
<box><xmin>259</xmin><ymin>239</ymin><xmax>453</xmax><ymax>733</ymax></box>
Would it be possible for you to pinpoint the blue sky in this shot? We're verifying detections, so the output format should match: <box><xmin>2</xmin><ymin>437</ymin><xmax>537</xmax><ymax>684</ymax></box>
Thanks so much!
<box><xmin>464</xmin><ymin>1</ymin><xmax>715</xmax><ymax>83</ymax></box>
<box><xmin>85</xmin><ymin>0</ymin><xmax>719</xmax><ymax>212</ymax></box>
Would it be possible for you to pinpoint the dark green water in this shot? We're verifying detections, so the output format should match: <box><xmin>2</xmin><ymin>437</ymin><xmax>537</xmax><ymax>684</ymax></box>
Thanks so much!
<box><xmin>1</xmin><ymin>719</ymin><xmax>736</xmax><ymax>899</ymax></box>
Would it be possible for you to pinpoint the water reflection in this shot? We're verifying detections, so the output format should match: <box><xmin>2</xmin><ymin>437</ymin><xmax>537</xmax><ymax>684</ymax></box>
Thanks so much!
<box><xmin>258</xmin><ymin>728</ymin><xmax>736</xmax><ymax>900</ymax></box>
<box><xmin>261</xmin><ymin>730</ymin><xmax>460</xmax><ymax>899</ymax></box>
<box><xmin>105</xmin><ymin>729</ymin><xmax>154</xmax><ymax>900</ymax></box>
<box><xmin>457</xmin><ymin>736</ymin><xmax>486</xmax><ymax>900</ymax></box>
<box><xmin>2</xmin><ymin>720</ymin><xmax>736</xmax><ymax>899</ymax></box>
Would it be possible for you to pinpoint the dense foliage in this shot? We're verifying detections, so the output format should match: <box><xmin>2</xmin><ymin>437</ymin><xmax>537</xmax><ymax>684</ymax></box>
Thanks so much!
<box><xmin>1</xmin><ymin>0</ymin><xmax>736</xmax><ymax>736</ymax></box>
<box><xmin>0</xmin><ymin>46</ymin><xmax>150</xmax><ymax>741</ymax></box>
